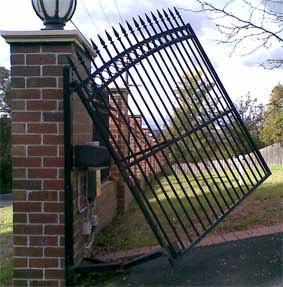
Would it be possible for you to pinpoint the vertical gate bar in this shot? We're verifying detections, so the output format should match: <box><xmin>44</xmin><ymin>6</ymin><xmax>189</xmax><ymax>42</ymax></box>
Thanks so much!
<box><xmin>146</xmin><ymin>12</ymin><xmax>236</xmax><ymax>208</ymax></box>
<box><xmin>182</xmin><ymin>18</ymin><xmax>269</xmax><ymax>176</ymax></box>
<box><xmin>138</xmin><ymin>15</ymin><xmax>245</xmax><ymax>202</ymax></box>
<box><xmin>131</xmin><ymin>18</ymin><xmax>224</xmax><ymax>219</ymax></box>
<box><xmin>63</xmin><ymin>67</ymin><xmax>75</xmax><ymax>286</ymax></box>
<box><xmin>169</xmin><ymin>11</ymin><xmax>261</xmax><ymax>185</ymax></box>
<box><xmin>119</xmin><ymin>21</ymin><xmax>216</xmax><ymax>225</ymax></box>
<box><xmin>163</xmin><ymin>9</ymin><xmax>251</xmax><ymax>196</ymax></box>
<box><xmin>116</xmin><ymin>21</ymin><xmax>225</xmax><ymax>221</ymax></box>
<box><xmin>109</xmin><ymin>26</ymin><xmax>218</xmax><ymax>229</ymax></box>
<box><xmin>154</xmin><ymin>10</ymin><xmax>244</xmax><ymax>203</ymax></box>
<box><xmin>70</xmin><ymin>67</ymin><xmax>178</xmax><ymax>259</ymax></box>
<box><xmin>92</xmin><ymin>39</ymin><xmax>193</xmax><ymax>246</ymax></box>
<box><xmin>78</xmin><ymin>49</ymin><xmax>190</xmax><ymax>251</ymax></box>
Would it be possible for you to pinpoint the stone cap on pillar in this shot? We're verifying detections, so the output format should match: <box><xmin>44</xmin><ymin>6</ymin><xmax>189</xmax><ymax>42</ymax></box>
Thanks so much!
<box><xmin>1</xmin><ymin>29</ymin><xmax>95</xmax><ymax>55</ymax></box>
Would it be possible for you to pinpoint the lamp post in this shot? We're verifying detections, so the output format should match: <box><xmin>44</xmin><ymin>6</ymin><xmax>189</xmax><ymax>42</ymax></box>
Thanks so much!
<box><xmin>31</xmin><ymin>0</ymin><xmax>77</xmax><ymax>30</ymax></box>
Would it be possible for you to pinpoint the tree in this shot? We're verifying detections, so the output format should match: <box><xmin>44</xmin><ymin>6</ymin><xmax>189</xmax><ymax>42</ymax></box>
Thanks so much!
<box><xmin>0</xmin><ymin>67</ymin><xmax>11</xmax><ymax>115</ymax></box>
<box><xmin>182</xmin><ymin>0</ymin><xmax>283</xmax><ymax>68</ymax></box>
<box><xmin>164</xmin><ymin>72</ymin><xmax>219</xmax><ymax>163</ymax></box>
<box><xmin>261</xmin><ymin>84</ymin><xmax>283</xmax><ymax>144</ymax></box>
<box><xmin>236</xmin><ymin>93</ymin><xmax>265</xmax><ymax>148</ymax></box>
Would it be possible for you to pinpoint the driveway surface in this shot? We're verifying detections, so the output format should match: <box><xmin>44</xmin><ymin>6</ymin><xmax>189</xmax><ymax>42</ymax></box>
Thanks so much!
<box><xmin>92</xmin><ymin>232</ymin><xmax>282</xmax><ymax>286</ymax></box>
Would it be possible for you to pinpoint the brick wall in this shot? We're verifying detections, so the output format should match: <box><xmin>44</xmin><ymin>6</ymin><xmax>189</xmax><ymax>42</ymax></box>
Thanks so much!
<box><xmin>10</xmin><ymin>42</ymin><xmax>69</xmax><ymax>287</ymax></box>
<box><xmin>4</xmin><ymin>30</ymin><xmax>162</xmax><ymax>287</ymax></box>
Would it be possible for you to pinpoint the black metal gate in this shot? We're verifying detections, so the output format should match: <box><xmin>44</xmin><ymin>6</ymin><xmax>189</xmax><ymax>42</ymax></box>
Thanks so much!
<box><xmin>64</xmin><ymin>7</ymin><xmax>271</xmax><ymax>283</ymax></box>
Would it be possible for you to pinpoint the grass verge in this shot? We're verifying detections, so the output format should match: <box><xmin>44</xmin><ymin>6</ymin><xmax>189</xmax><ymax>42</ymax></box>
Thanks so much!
<box><xmin>93</xmin><ymin>165</ymin><xmax>283</xmax><ymax>253</ymax></box>
<box><xmin>0</xmin><ymin>206</ymin><xmax>13</xmax><ymax>286</ymax></box>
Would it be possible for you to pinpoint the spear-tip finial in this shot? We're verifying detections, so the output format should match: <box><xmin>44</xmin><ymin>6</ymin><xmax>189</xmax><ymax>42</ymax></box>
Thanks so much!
<box><xmin>174</xmin><ymin>7</ymin><xmax>180</xmax><ymax>16</ymax></box>
<box><xmin>119</xmin><ymin>23</ymin><xmax>127</xmax><ymax>34</ymax></box>
<box><xmin>138</xmin><ymin>15</ymin><xmax>146</xmax><ymax>26</ymax></box>
<box><xmin>98</xmin><ymin>34</ymin><xmax>106</xmax><ymax>47</ymax></box>
<box><xmin>145</xmin><ymin>13</ymin><xmax>152</xmax><ymax>24</ymax></box>
<box><xmin>168</xmin><ymin>8</ymin><xmax>175</xmax><ymax>17</ymax></box>
<box><xmin>126</xmin><ymin>20</ymin><xmax>134</xmax><ymax>31</ymax></box>
<box><xmin>151</xmin><ymin>11</ymin><xmax>158</xmax><ymax>22</ymax></box>
<box><xmin>162</xmin><ymin>8</ymin><xmax>169</xmax><ymax>18</ymax></box>
<box><xmin>90</xmin><ymin>39</ymin><xmax>98</xmax><ymax>51</ymax></box>
<box><xmin>157</xmin><ymin>9</ymin><xmax>163</xmax><ymax>19</ymax></box>
<box><xmin>133</xmin><ymin>17</ymin><xmax>140</xmax><ymax>29</ymax></box>
<box><xmin>105</xmin><ymin>30</ymin><xmax>113</xmax><ymax>42</ymax></box>
<box><xmin>112</xmin><ymin>26</ymin><xmax>120</xmax><ymax>38</ymax></box>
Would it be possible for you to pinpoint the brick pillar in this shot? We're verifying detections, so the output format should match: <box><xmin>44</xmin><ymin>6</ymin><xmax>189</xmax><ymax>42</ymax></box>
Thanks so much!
<box><xmin>2</xmin><ymin>30</ymin><xmax>93</xmax><ymax>287</ymax></box>
<box><xmin>109</xmin><ymin>88</ymin><xmax>133</xmax><ymax>213</ymax></box>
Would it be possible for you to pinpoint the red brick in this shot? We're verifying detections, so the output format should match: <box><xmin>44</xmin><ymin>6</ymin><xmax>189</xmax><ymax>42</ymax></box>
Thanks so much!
<box><xmin>44</xmin><ymin>202</ymin><xmax>64</xmax><ymax>212</ymax></box>
<box><xmin>30</xmin><ymin>236</ymin><xmax>58</xmax><ymax>247</ymax></box>
<box><xmin>11</xmin><ymin>100</ymin><xmax>26</xmax><ymax>110</ymax></box>
<box><xmin>14</xmin><ymin>269</ymin><xmax>43</xmax><ymax>279</ymax></box>
<box><xmin>14</xmin><ymin>258</ymin><xmax>28</xmax><ymax>268</ymax></box>
<box><xmin>26</xmin><ymin>54</ymin><xmax>56</xmax><ymax>65</ymax></box>
<box><xmin>44</xmin><ymin>247</ymin><xmax>64</xmax><ymax>257</ymax></box>
<box><xmin>43</xmin><ymin>66</ymin><xmax>64</xmax><ymax>76</ymax></box>
<box><xmin>12</xmin><ymin>66</ymin><xmax>40</xmax><ymax>77</ymax></box>
<box><xmin>28</xmin><ymin>168</ymin><xmax>57</xmax><ymax>179</ymax></box>
<box><xmin>11</xmin><ymin>54</ymin><xmax>25</xmax><ymax>65</ymax></box>
<box><xmin>44</xmin><ymin>157</ymin><xmax>64</xmax><ymax>167</ymax></box>
<box><xmin>11</xmin><ymin>44</ymin><xmax>40</xmax><ymax>53</ymax></box>
<box><xmin>13</xmin><ymin>168</ymin><xmax>26</xmax><ymax>178</ymax></box>
<box><xmin>29</xmin><ymin>213</ymin><xmax>58</xmax><ymax>224</ymax></box>
<box><xmin>30</xmin><ymin>258</ymin><xmax>59</xmax><ymax>268</ymax></box>
<box><xmin>13</xmin><ymin>180</ymin><xmax>42</xmax><ymax>190</ymax></box>
<box><xmin>43</xmin><ymin>135</ymin><xmax>64</xmax><ymax>145</ymax></box>
<box><xmin>12</xmin><ymin>89</ymin><xmax>41</xmax><ymax>100</ymax></box>
<box><xmin>30</xmin><ymin>280</ymin><xmax>59</xmax><ymax>287</ymax></box>
<box><xmin>14</xmin><ymin>213</ymin><xmax>27</xmax><ymax>223</ymax></box>
<box><xmin>45</xmin><ymin>270</ymin><xmax>64</xmax><ymax>280</ymax></box>
<box><xmin>13</xmin><ymin>190</ymin><xmax>27</xmax><ymax>201</ymax></box>
<box><xmin>28</xmin><ymin>146</ymin><xmax>57</xmax><ymax>157</ymax></box>
<box><xmin>14</xmin><ymin>157</ymin><xmax>41</xmax><ymax>167</ymax></box>
<box><xmin>27</xmin><ymin>77</ymin><xmax>56</xmax><ymax>88</ymax></box>
<box><xmin>42</xmin><ymin>89</ymin><xmax>63</xmax><ymax>99</ymax></box>
<box><xmin>43</xmin><ymin>112</ymin><xmax>63</xmax><ymax>122</ymax></box>
<box><xmin>28</xmin><ymin>191</ymin><xmax>58</xmax><ymax>201</ymax></box>
<box><xmin>14</xmin><ymin>236</ymin><xmax>28</xmax><ymax>246</ymax></box>
<box><xmin>12</xmin><ymin>112</ymin><xmax>41</xmax><ymax>122</ymax></box>
<box><xmin>11</xmin><ymin>77</ymin><xmax>25</xmax><ymax>88</ymax></box>
<box><xmin>12</xmin><ymin>146</ymin><xmax>26</xmax><ymax>156</ymax></box>
<box><xmin>43</xmin><ymin>180</ymin><xmax>64</xmax><ymax>190</ymax></box>
<box><xmin>13</xmin><ymin>135</ymin><xmax>42</xmax><ymax>145</ymax></box>
<box><xmin>14</xmin><ymin>225</ymin><xmax>43</xmax><ymax>235</ymax></box>
<box><xmin>44</xmin><ymin>225</ymin><xmax>64</xmax><ymax>235</ymax></box>
<box><xmin>14</xmin><ymin>202</ymin><xmax>41</xmax><ymax>212</ymax></box>
<box><xmin>12</xmin><ymin>123</ymin><xmax>26</xmax><ymax>134</ymax></box>
<box><xmin>27</xmin><ymin>101</ymin><xmax>57</xmax><ymax>111</ymax></box>
<box><xmin>42</xmin><ymin>43</ymin><xmax>72</xmax><ymax>53</ymax></box>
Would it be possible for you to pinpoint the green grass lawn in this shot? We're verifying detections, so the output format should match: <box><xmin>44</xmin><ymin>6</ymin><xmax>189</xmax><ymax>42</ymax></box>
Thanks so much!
<box><xmin>93</xmin><ymin>165</ymin><xmax>283</xmax><ymax>253</ymax></box>
<box><xmin>0</xmin><ymin>206</ymin><xmax>13</xmax><ymax>286</ymax></box>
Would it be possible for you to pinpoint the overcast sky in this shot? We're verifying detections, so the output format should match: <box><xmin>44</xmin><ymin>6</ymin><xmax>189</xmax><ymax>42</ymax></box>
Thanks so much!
<box><xmin>0</xmin><ymin>0</ymin><xmax>282</xmax><ymax>105</ymax></box>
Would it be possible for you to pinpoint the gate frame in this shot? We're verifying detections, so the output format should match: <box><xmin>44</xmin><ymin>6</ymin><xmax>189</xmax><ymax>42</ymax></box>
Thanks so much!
<box><xmin>62</xmin><ymin>8</ymin><xmax>271</xmax><ymax>285</ymax></box>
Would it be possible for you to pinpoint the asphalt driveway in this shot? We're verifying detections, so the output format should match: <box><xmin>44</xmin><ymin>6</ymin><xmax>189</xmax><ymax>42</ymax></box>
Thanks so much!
<box><xmin>91</xmin><ymin>232</ymin><xmax>283</xmax><ymax>286</ymax></box>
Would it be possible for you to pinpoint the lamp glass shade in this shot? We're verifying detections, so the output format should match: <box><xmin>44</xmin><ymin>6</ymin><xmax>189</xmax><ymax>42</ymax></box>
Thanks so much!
<box><xmin>31</xmin><ymin>0</ymin><xmax>77</xmax><ymax>29</ymax></box>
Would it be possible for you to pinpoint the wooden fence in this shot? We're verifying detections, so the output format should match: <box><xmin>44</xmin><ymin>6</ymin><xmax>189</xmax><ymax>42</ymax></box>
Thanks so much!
<box><xmin>172</xmin><ymin>142</ymin><xmax>283</xmax><ymax>177</ymax></box>
<box><xmin>259</xmin><ymin>142</ymin><xmax>283</xmax><ymax>166</ymax></box>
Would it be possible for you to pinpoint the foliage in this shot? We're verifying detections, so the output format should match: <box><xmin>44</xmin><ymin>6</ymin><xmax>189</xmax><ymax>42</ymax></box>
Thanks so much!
<box><xmin>163</xmin><ymin>72</ymin><xmax>219</xmax><ymax>163</ymax></box>
<box><xmin>0</xmin><ymin>67</ymin><xmax>11</xmax><ymax>115</ymax></box>
<box><xmin>0</xmin><ymin>117</ymin><xmax>12</xmax><ymax>193</ymax></box>
<box><xmin>236</xmin><ymin>93</ymin><xmax>265</xmax><ymax>149</ymax></box>
<box><xmin>261</xmin><ymin>84</ymin><xmax>283</xmax><ymax>144</ymax></box>
<box><xmin>183</xmin><ymin>0</ymin><xmax>283</xmax><ymax>68</ymax></box>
